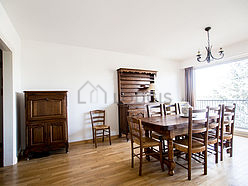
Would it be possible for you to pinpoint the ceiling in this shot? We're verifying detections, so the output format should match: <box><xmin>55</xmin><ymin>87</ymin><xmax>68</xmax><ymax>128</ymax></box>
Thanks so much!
<box><xmin>1</xmin><ymin>0</ymin><xmax>248</xmax><ymax>61</ymax></box>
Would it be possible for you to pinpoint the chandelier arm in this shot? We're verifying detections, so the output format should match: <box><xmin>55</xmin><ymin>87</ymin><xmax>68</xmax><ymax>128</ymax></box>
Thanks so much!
<box><xmin>197</xmin><ymin>57</ymin><xmax>207</xmax><ymax>62</ymax></box>
<box><xmin>210</xmin><ymin>51</ymin><xmax>224</xmax><ymax>60</ymax></box>
<box><xmin>197</xmin><ymin>47</ymin><xmax>209</xmax><ymax>62</ymax></box>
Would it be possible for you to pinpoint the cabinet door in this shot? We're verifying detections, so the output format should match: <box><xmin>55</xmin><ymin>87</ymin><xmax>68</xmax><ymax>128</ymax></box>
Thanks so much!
<box><xmin>26</xmin><ymin>94</ymin><xmax>67</xmax><ymax>121</ymax></box>
<box><xmin>27</xmin><ymin>123</ymin><xmax>47</xmax><ymax>148</ymax></box>
<box><xmin>47</xmin><ymin>121</ymin><xmax>67</xmax><ymax>144</ymax></box>
<box><xmin>119</xmin><ymin>104</ymin><xmax>129</xmax><ymax>135</ymax></box>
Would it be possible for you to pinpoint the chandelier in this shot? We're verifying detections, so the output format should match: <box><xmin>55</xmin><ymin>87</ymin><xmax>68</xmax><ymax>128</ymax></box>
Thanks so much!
<box><xmin>196</xmin><ymin>27</ymin><xmax>224</xmax><ymax>63</ymax></box>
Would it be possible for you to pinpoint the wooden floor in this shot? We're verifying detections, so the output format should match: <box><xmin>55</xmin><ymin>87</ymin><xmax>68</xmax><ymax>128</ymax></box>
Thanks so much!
<box><xmin>0</xmin><ymin>136</ymin><xmax>247</xmax><ymax>186</ymax></box>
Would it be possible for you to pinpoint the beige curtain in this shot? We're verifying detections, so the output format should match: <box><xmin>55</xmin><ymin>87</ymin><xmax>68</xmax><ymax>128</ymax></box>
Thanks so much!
<box><xmin>185</xmin><ymin>67</ymin><xmax>195</xmax><ymax>107</ymax></box>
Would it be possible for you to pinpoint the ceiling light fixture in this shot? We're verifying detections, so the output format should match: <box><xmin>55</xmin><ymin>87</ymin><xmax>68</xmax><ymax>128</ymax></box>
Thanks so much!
<box><xmin>196</xmin><ymin>27</ymin><xmax>224</xmax><ymax>63</ymax></box>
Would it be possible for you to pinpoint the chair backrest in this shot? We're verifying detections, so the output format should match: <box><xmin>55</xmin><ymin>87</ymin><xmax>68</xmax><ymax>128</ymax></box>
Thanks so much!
<box><xmin>221</xmin><ymin>103</ymin><xmax>236</xmax><ymax>135</ymax></box>
<box><xmin>146</xmin><ymin>104</ymin><xmax>163</xmax><ymax>117</ymax></box>
<box><xmin>128</xmin><ymin>117</ymin><xmax>143</xmax><ymax>146</ymax></box>
<box><xmin>188</xmin><ymin>107</ymin><xmax>209</xmax><ymax>151</ymax></box>
<box><xmin>90</xmin><ymin>110</ymin><xmax>105</xmax><ymax>127</ymax></box>
<box><xmin>128</xmin><ymin>109</ymin><xmax>145</xmax><ymax>119</ymax></box>
<box><xmin>209</xmin><ymin>105</ymin><xmax>221</xmax><ymax>129</ymax></box>
<box><xmin>163</xmin><ymin>103</ymin><xmax>178</xmax><ymax>116</ymax></box>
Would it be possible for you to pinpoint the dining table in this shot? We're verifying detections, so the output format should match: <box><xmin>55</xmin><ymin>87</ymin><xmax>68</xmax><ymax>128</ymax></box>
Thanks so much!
<box><xmin>140</xmin><ymin>115</ymin><xmax>191</xmax><ymax>176</ymax></box>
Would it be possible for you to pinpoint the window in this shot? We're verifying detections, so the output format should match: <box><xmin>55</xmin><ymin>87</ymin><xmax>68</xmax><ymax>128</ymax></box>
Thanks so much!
<box><xmin>195</xmin><ymin>59</ymin><xmax>248</xmax><ymax>130</ymax></box>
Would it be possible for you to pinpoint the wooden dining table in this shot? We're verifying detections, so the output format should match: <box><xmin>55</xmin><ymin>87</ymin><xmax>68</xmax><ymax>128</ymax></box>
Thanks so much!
<box><xmin>140</xmin><ymin>115</ymin><xmax>190</xmax><ymax>176</ymax></box>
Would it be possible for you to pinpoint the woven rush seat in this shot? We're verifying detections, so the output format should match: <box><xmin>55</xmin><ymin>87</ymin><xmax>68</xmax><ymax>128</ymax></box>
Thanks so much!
<box><xmin>174</xmin><ymin>138</ymin><xmax>206</xmax><ymax>153</ymax></box>
<box><xmin>93</xmin><ymin>125</ymin><xmax>110</xmax><ymax>129</ymax></box>
<box><xmin>134</xmin><ymin>137</ymin><xmax>161</xmax><ymax>148</ymax></box>
<box><xmin>193</xmin><ymin>133</ymin><xmax>217</xmax><ymax>145</ymax></box>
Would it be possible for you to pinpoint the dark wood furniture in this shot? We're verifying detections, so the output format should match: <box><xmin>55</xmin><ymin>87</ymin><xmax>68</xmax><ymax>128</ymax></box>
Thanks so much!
<box><xmin>163</xmin><ymin>103</ymin><xmax>178</xmax><ymax>115</ymax></box>
<box><xmin>24</xmin><ymin>91</ymin><xmax>68</xmax><ymax>158</ymax></box>
<box><xmin>90</xmin><ymin>110</ymin><xmax>111</xmax><ymax>148</ymax></box>
<box><xmin>146</xmin><ymin>104</ymin><xmax>166</xmax><ymax>152</ymax></box>
<box><xmin>174</xmin><ymin>107</ymin><xmax>209</xmax><ymax>180</ymax></box>
<box><xmin>140</xmin><ymin>113</ymin><xmax>212</xmax><ymax>176</ymax></box>
<box><xmin>128</xmin><ymin>117</ymin><xmax>164</xmax><ymax>176</ymax></box>
<box><xmin>193</xmin><ymin>106</ymin><xmax>221</xmax><ymax>163</ymax></box>
<box><xmin>128</xmin><ymin>109</ymin><xmax>145</xmax><ymax>118</ymax></box>
<box><xmin>146</xmin><ymin>104</ymin><xmax>163</xmax><ymax>117</ymax></box>
<box><xmin>164</xmin><ymin>103</ymin><xmax>180</xmax><ymax>141</ymax></box>
<box><xmin>140</xmin><ymin>115</ymin><xmax>187</xmax><ymax>176</ymax></box>
<box><xmin>117</xmin><ymin>68</ymin><xmax>157</xmax><ymax>139</ymax></box>
<box><xmin>220</xmin><ymin>103</ymin><xmax>236</xmax><ymax>161</ymax></box>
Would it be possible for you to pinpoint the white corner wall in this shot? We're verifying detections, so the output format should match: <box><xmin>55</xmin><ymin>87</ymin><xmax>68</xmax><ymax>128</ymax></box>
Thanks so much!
<box><xmin>21</xmin><ymin>40</ymin><xmax>183</xmax><ymax>144</ymax></box>
<box><xmin>0</xmin><ymin>2</ymin><xmax>22</xmax><ymax>166</ymax></box>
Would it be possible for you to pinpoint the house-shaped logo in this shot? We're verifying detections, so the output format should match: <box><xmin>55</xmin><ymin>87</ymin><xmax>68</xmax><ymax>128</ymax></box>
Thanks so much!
<box><xmin>78</xmin><ymin>81</ymin><xmax>107</xmax><ymax>104</ymax></box>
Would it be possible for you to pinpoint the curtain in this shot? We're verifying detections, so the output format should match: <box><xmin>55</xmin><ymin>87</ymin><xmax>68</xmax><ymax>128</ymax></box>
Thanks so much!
<box><xmin>185</xmin><ymin>67</ymin><xmax>195</xmax><ymax>107</ymax></box>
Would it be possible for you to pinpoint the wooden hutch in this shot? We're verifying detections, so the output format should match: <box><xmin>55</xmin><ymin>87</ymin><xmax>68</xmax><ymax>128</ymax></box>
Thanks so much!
<box><xmin>117</xmin><ymin>68</ymin><xmax>157</xmax><ymax>139</ymax></box>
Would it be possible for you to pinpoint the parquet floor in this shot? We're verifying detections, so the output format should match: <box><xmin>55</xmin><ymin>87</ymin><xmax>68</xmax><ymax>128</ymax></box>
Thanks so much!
<box><xmin>0</xmin><ymin>136</ymin><xmax>247</xmax><ymax>186</ymax></box>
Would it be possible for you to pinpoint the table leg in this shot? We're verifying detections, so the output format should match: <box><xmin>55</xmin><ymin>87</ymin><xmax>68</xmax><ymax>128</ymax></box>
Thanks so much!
<box><xmin>167</xmin><ymin>138</ymin><xmax>176</xmax><ymax>176</ymax></box>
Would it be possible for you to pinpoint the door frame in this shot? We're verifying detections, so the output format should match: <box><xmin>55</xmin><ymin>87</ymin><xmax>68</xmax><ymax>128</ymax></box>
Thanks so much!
<box><xmin>0</xmin><ymin>49</ymin><xmax>3</xmax><ymax>167</ymax></box>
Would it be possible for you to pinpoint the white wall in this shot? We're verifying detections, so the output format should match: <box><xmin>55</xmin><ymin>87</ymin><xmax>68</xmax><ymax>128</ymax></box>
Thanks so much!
<box><xmin>21</xmin><ymin>40</ymin><xmax>183</xmax><ymax>144</ymax></box>
<box><xmin>0</xmin><ymin>3</ymin><xmax>22</xmax><ymax>166</ymax></box>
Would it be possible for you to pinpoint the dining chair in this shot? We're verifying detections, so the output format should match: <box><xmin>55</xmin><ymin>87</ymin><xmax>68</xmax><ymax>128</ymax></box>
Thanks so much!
<box><xmin>90</xmin><ymin>110</ymin><xmax>111</xmax><ymax>148</ymax></box>
<box><xmin>127</xmin><ymin>109</ymin><xmax>145</xmax><ymax>141</ymax></box>
<box><xmin>146</xmin><ymin>104</ymin><xmax>163</xmax><ymax>117</ymax></box>
<box><xmin>127</xmin><ymin>117</ymin><xmax>164</xmax><ymax>176</ymax></box>
<box><xmin>174</xmin><ymin>107</ymin><xmax>209</xmax><ymax>180</ymax></box>
<box><xmin>193</xmin><ymin>105</ymin><xmax>221</xmax><ymax>163</ymax></box>
<box><xmin>164</xmin><ymin>103</ymin><xmax>185</xmax><ymax>142</ymax></box>
<box><xmin>146</xmin><ymin>104</ymin><xmax>166</xmax><ymax>152</ymax></box>
<box><xmin>220</xmin><ymin>103</ymin><xmax>236</xmax><ymax>161</ymax></box>
<box><xmin>163</xmin><ymin>103</ymin><xmax>178</xmax><ymax>116</ymax></box>
<box><xmin>128</xmin><ymin>109</ymin><xmax>145</xmax><ymax>119</ymax></box>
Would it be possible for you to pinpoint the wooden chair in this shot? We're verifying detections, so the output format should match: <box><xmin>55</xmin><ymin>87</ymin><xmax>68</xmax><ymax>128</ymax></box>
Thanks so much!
<box><xmin>174</xmin><ymin>107</ymin><xmax>209</xmax><ymax>180</ymax></box>
<box><xmin>90</xmin><ymin>110</ymin><xmax>111</xmax><ymax>148</ymax></box>
<box><xmin>220</xmin><ymin>103</ymin><xmax>236</xmax><ymax>161</ymax></box>
<box><xmin>128</xmin><ymin>109</ymin><xmax>145</xmax><ymax>119</ymax></box>
<box><xmin>146</xmin><ymin>104</ymin><xmax>165</xmax><ymax>151</ymax></box>
<box><xmin>127</xmin><ymin>117</ymin><xmax>164</xmax><ymax>176</ymax></box>
<box><xmin>164</xmin><ymin>103</ymin><xmax>183</xmax><ymax>142</ymax></box>
<box><xmin>127</xmin><ymin>109</ymin><xmax>145</xmax><ymax>140</ymax></box>
<box><xmin>146</xmin><ymin>104</ymin><xmax>163</xmax><ymax>117</ymax></box>
<box><xmin>163</xmin><ymin>103</ymin><xmax>178</xmax><ymax>116</ymax></box>
<box><xmin>193</xmin><ymin>105</ymin><xmax>221</xmax><ymax>163</ymax></box>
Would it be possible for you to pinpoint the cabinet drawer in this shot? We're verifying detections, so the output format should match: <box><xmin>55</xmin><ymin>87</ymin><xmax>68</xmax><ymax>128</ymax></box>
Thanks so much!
<box><xmin>26</xmin><ymin>94</ymin><xmax>67</xmax><ymax>121</ymax></box>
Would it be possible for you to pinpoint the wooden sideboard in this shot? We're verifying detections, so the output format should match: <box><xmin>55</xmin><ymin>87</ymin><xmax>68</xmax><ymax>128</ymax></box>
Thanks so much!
<box><xmin>117</xmin><ymin>68</ymin><xmax>157</xmax><ymax>139</ymax></box>
<box><xmin>24</xmin><ymin>91</ymin><xmax>68</xmax><ymax>158</ymax></box>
